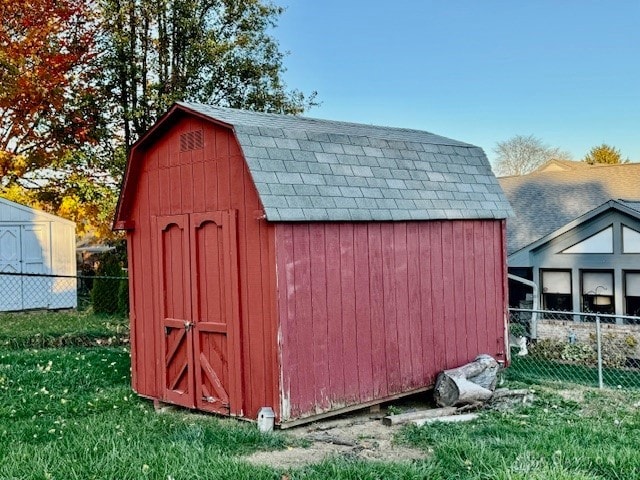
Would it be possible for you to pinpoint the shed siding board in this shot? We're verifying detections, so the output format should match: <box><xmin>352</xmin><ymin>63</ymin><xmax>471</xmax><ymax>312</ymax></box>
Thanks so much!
<box><xmin>426</xmin><ymin>222</ymin><xmax>446</xmax><ymax>373</ymax></box>
<box><xmin>381</xmin><ymin>224</ymin><xmax>401</xmax><ymax>393</ymax></box>
<box><xmin>127</xmin><ymin>117</ymin><xmax>278</xmax><ymax>418</ymax></box>
<box><xmin>310</xmin><ymin>224</ymin><xmax>330</xmax><ymax>411</ymax></box>
<box><xmin>340</xmin><ymin>224</ymin><xmax>358</xmax><ymax>404</ymax></box>
<box><xmin>441</xmin><ymin>223</ymin><xmax>457</xmax><ymax>366</ymax></box>
<box><xmin>275</xmin><ymin>220</ymin><xmax>506</xmax><ymax>421</ymax></box>
<box><xmin>406</xmin><ymin>223</ymin><xmax>423</xmax><ymax>384</ymax></box>
<box><xmin>354</xmin><ymin>226</ymin><xmax>373</xmax><ymax>400</ymax></box>
<box><xmin>368</xmin><ymin>225</ymin><xmax>388</xmax><ymax>398</ymax></box>
<box><xmin>325</xmin><ymin>226</ymin><xmax>345</xmax><ymax>404</ymax></box>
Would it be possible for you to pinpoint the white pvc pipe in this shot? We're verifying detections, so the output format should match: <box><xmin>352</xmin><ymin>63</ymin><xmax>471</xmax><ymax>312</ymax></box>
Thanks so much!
<box><xmin>507</xmin><ymin>274</ymin><xmax>539</xmax><ymax>339</ymax></box>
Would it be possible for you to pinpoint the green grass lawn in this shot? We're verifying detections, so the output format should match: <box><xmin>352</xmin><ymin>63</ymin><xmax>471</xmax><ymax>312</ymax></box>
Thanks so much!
<box><xmin>1</xmin><ymin>312</ymin><xmax>640</xmax><ymax>478</ymax></box>
<box><xmin>0</xmin><ymin>311</ymin><xmax>129</xmax><ymax>349</ymax></box>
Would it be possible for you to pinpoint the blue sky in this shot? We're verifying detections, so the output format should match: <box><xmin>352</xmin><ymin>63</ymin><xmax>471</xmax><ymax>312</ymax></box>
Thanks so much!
<box><xmin>273</xmin><ymin>1</ymin><xmax>640</xmax><ymax>164</ymax></box>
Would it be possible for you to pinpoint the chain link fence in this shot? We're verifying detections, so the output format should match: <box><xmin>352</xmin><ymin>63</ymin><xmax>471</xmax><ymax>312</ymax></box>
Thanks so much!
<box><xmin>508</xmin><ymin>308</ymin><xmax>640</xmax><ymax>390</ymax></box>
<box><xmin>0</xmin><ymin>272</ymin><xmax>128</xmax><ymax>315</ymax></box>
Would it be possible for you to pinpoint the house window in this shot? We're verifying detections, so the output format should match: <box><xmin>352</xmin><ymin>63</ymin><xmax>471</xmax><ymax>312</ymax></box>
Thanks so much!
<box><xmin>581</xmin><ymin>270</ymin><xmax>614</xmax><ymax>317</ymax></box>
<box><xmin>562</xmin><ymin>226</ymin><xmax>613</xmax><ymax>254</ymax></box>
<box><xmin>622</xmin><ymin>226</ymin><xmax>640</xmax><ymax>253</ymax></box>
<box><xmin>541</xmin><ymin>270</ymin><xmax>572</xmax><ymax>311</ymax></box>
<box><xmin>624</xmin><ymin>272</ymin><xmax>640</xmax><ymax>323</ymax></box>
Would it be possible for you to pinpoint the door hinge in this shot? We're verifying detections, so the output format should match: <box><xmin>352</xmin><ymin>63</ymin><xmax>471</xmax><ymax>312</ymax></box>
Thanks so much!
<box><xmin>203</xmin><ymin>395</ymin><xmax>215</xmax><ymax>403</ymax></box>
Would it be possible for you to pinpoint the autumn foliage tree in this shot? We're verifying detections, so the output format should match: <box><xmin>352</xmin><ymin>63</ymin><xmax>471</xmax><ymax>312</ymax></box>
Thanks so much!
<box><xmin>1</xmin><ymin>0</ymin><xmax>316</xmax><ymax>240</ymax></box>
<box><xmin>0</xmin><ymin>0</ymin><xmax>117</xmax><ymax>238</ymax></box>
<box><xmin>583</xmin><ymin>144</ymin><xmax>626</xmax><ymax>165</ymax></box>
<box><xmin>0</xmin><ymin>0</ymin><xmax>102</xmax><ymax>182</ymax></box>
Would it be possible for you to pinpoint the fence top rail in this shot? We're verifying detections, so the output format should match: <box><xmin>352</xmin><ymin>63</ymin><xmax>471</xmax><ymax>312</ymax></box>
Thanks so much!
<box><xmin>509</xmin><ymin>307</ymin><xmax>640</xmax><ymax>323</ymax></box>
<box><xmin>0</xmin><ymin>272</ymin><xmax>127</xmax><ymax>280</ymax></box>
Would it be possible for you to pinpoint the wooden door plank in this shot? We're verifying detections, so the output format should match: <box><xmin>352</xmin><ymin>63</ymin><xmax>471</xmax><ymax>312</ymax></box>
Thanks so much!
<box><xmin>168</xmin><ymin>362</ymin><xmax>188</xmax><ymax>391</ymax></box>
<box><xmin>199</xmin><ymin>352</ymin><xmax>230</xmax><ymax>404</ymax></box>
<box><xmin>155</xmin><ymin>214</ymin><xmax>194</xmax><ymax>407</ymax></box>
<box><xmin>165</xmin><ymin>328</ymin><xmax>187</xmax><ymax>365</ymax></box>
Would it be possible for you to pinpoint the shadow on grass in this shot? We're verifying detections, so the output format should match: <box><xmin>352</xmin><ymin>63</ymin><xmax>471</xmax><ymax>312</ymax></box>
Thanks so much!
<box><xmin>0</xmin><ymin>310</ymin><xmax>129</xmax><ymax>349</ymax></box>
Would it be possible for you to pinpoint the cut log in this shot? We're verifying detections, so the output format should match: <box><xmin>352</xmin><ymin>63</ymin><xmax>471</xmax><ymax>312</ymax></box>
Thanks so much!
<box><xmin>433</xmin><ymin>354</ymin><xmax>499</xmax><ymax>407</ymax></box>
<box><xmin>382</xmin><ymin>407</ymin><xmax>457</xmax><ymax>426</ymax></box>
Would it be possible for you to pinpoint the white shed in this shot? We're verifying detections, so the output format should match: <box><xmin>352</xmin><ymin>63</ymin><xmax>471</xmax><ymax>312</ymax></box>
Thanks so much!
<box><xmin>0</xmin><ymin>197</ymin><xmax>76</xmax><ymax>311</ymax></box>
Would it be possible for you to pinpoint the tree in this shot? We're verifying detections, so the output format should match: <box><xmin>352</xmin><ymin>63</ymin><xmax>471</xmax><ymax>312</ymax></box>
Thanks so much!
<box><xmin>583</xmin><ymin>144</ymin><xmax>626</xmax><ymax>165</ymax></box>
<box><xmin>99</xmin><ymin>0</ymin><xmax>317</xmax><ymax>149</ymax></box>
<box><xmin>1</xmin><ymin>0</ymin><xmax>316</xmax><ymax>241</ymax></box>
<box><xmin>493</xmin><ymin>135</ymin><xmax>571</xmax><ymax>176</ymax></box>
<box><xmin>0</xmin><ymin>0</ymin><xmax>119</xmax><ymax>239</ymax></box>
<box><xmin>0</xmin><ymin>0</ymin><xmax>104</xmax><ymax>185</ymax></box>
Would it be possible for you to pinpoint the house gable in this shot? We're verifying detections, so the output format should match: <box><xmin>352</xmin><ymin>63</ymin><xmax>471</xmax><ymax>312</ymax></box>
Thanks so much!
<box><xmin>509</xmin><ymin>201</ymin><xmax>640</xmax><ymax>266</ymax></box>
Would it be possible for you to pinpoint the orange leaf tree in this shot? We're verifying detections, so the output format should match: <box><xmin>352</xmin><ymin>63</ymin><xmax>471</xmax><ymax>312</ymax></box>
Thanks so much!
<box><xmin>0</xmin><ymin>0</ymin><xmax>117</xmax><ymax>239</ymax></box>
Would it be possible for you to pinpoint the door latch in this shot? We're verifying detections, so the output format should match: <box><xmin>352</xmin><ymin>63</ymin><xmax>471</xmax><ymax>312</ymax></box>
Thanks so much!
<box><xmin>184</xmin><ymin>321</ymin><xmax>193</xmax><ymax>332</ymax></box>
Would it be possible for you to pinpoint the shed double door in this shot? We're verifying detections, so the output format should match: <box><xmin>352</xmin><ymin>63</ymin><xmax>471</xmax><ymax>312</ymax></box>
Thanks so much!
<box><xmin>154</xmin><ymin>211</ymin><xmax>241</xmax><ymax>415</ymax></box>
<box><xmin>0</xmin><ymin>224</ymin><xmax>49</xmax><ymax>311</ymax></box>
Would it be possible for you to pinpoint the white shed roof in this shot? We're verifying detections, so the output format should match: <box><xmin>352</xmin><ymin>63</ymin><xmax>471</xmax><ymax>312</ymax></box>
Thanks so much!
<box><xmin>0</xmin><ymin>197</ymin><xmax>75</xmax><ymax>226</ymax></box>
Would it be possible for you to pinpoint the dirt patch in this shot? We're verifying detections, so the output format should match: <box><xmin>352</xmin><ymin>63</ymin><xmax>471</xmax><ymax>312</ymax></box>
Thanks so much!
<box><xmin>244</xmin><ymin>410</ymin><xmax>427</xmax><ymax>469</ymax></box>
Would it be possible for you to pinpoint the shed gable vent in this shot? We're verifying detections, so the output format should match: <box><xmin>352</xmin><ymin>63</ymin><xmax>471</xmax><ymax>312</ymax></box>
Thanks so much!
<box><xmin>180</xmin><ymin>130</ymin><xmax>204</xmax><ymax>152</ymax></box>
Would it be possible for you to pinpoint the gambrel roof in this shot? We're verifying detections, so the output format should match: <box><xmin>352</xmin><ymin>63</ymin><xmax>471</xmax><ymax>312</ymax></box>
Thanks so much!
<box><xmin>117</xmin><ymin>103</ymin><xmax>512</xmax><ymax>224</ymax></box>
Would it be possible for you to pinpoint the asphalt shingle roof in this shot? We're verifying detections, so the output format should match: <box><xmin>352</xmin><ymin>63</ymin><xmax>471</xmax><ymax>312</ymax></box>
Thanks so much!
<box><xmin>499</xmin><ymin>163</ymin><xmax>640</xmax><ymax>254</ymax></box>
<box><xmin>179</xmin><ymin>102</ymin><xmax>512</xmax><ymax>222</ymax></box>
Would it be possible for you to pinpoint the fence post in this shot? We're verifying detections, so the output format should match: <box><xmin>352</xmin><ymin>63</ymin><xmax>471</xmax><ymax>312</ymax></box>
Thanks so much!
<box><xmin>595</xmin><ymin>316</ymin><xmax>603</xmax><ymax>389</ymax></box>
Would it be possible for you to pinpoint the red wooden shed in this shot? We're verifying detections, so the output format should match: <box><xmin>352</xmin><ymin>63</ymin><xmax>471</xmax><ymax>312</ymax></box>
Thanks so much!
<box><xmin>114</xmin><ymin>103</ymin><xmax>513</xmax><ymax>426</ymax></box>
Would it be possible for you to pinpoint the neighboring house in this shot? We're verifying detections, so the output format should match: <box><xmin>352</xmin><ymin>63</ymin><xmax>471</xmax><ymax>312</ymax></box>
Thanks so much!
<box><xmin>533</xmin><ymin>159</ymin><xmax>596</xmax><ymax>173</ymax></box>
<box><xmin>0</xmin><ymin>197</ymin><xmax>77</xmax><ymax>311</ymax></box>
<box><xmin>115</xmin><ymin>102</ymin><xmax>512</xmax><ymax>426</ymax></box>
<box><xmin>499</xmin><ymin>162</ymin><xmax>640</xmax><ymax>323</ymax></box>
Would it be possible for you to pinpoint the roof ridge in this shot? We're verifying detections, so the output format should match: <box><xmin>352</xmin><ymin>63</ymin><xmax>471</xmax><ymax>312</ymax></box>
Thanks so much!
<box><xmin>500</xmin><ymin>161</ymin><xmax>640</xmax><ymax>182</ymax></box>
<box><xmin>177</xmin><ymin>101</ymin><xmax>475</xmax><ymax>147</ymax></box>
